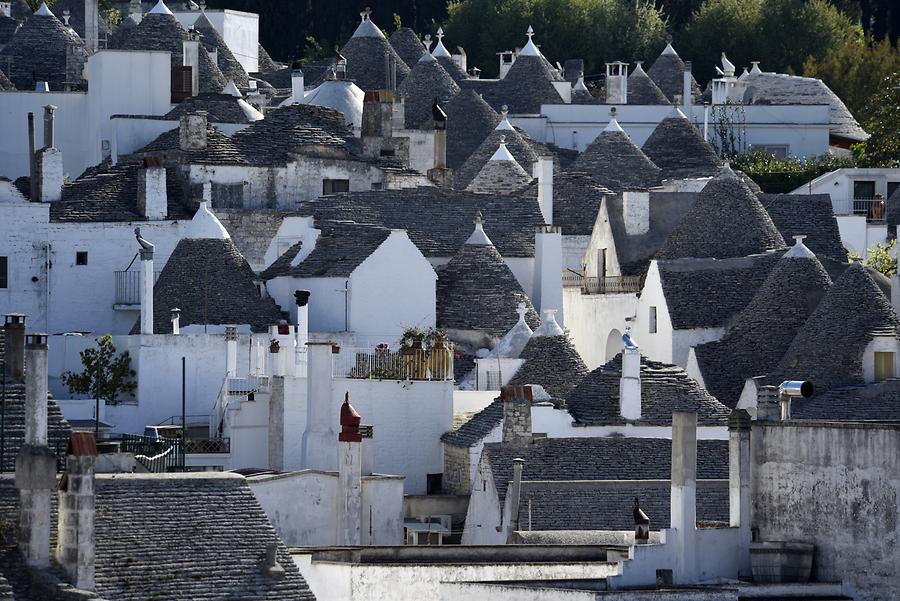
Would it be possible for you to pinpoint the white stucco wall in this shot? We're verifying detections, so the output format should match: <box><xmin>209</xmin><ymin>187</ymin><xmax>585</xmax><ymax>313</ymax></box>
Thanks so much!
<box><xmin>461</xmin><ymin>454</ymin><xmax>504</xmax><ymax>544</ymax></box>
<box><xmin>174</xmin><ymin>10</ymin><xmax>260</xmax><ymax>73</ymax></box>
<box><xmin>0</xmin><ymin>201</ymin><xmax>50</xmax><ymax>328</ymax></box>
<box><xmin>563</xmin><ymin>287</ymin><xmax>637</xmax><ymax>370</ymax></box>
<box><xmin>834</xmin><ymin>215</ymin><xmax>886</xmax><ymax>259</ymax></box>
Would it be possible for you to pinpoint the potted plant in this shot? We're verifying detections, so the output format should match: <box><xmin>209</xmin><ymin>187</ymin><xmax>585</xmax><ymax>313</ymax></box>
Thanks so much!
<box><xmin>269</xmin><ymin>339</ymin><xmax>280</xmax><ymax>353</ymax></box>
<box><xmin>400</xmin><ymin>327</ymin><xmax>425</xmax><ymax>355</ymax></box>
<box><xmin>425</xmin><ymin>327</ymin><xmax>452</xmax><ymax>380</ymax></box>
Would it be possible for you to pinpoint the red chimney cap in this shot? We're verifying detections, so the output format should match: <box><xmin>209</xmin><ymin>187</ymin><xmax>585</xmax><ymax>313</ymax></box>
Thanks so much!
<box><xmin>339</xmin><ymin>392</ymin><xmax>362</xmax><ymax>442</ymax></box>
<box><xmin>67</xmin><ymin>432</ymin><xmax>98</xmax><ymax>456</ymax></box>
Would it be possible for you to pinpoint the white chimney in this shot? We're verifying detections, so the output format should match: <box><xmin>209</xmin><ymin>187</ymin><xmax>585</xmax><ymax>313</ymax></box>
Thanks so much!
<box><xmin>623</xmin><ymin>190</ymin><xmax>650</xmax><ymax>235</ymax></box>
<box><xmin>136</xmin><ymin>230</ymin><xmax>154</xmax><ymax>335</ymax></box>
<box><xmin>170</xmin><ymin>308</ymin><xmax>181</xmax><ymax>335</ymax></box>
<box><xmin>533</xmin><ymin>156</ymin><xmax>553</xmax><ymax>225</ymax></box>
<box><xmin>182</xmin><ymin>35</ymin><xmax>201</xmax><ymax>97</ymax></box>
<box><xmin>619</xmin><ymin>345</ymin><xmax>641</xmax><ymax>420</ymax></box>
<box><xmin>84</xmin><ymin>0</ymin><xmax>99</xmax><ymax>52</ymax></box>
<box><xmin>534</xmin><ymin>225</ymin><xmax>563</xmax><ymax>325</ymax></box>
<box><xmin>301</xmin><ymin>341</ymin><xmax>337</xmax><ymax>471</ymax></box>
<box><xmin>682</xmin><ymin>61</ymin><xmax>692</xmax><ymax>111</ymax></box>
<box><xmin>605</xmin><ymin>62</ymin><xmax>628</xmax><ymax>104</ymax></box>
<box><xmin>36</xmin><ymin>104</ymin><xmax>63</xmax><ymax>203</ymax></box>
<box><xmin>225</xmin><ymin>326</ymin><xmax>238</xmax><ymax>377</ymax></box>
<box><xmin>137</xmin><ymin>162</ymin><xmax>167</xmax><ymax>220</ymax></box>
<box><xmin>292</xmin><ymin>290</ymin><xmax>310</xmax><ymax>347</ymax></box>
<box><xmin>57</xmin><ymin>433</ymin><xmax>97</xmax><ymax>591</ymax></box>
<box><xmin>291</xmin><ymin>66</ymin><xmax>304</xmax><ymax>104</ymax></box>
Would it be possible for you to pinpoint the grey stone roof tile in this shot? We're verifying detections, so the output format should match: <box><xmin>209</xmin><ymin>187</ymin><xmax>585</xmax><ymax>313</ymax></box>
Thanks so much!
<box><xmin>484</xmin><ymin>436</ymin><xmax>729</xmax><ymax>501</ymax></box>
<box><xmin>0</xmin><ymin>15</ymin><xmax>21</xmax><ymax>49</ymax></box>
<box><xmin>627</xmin><ymin>64</ymin><xmax>669</xmax><ymax>105</ymax></box>
<box><xmin>567</xmin><ymin>353</ymin><xmax>731</xmax><ymax>425</ymax></box>
<box><xmin>437</xmin><ymin>55</ymin><xmax>469</xmax><ymax>83</ymax></box>
<box><xmin>396</xmin><ymin>55</ymin><xmax>459</xmax><ymax>129</ymax></box>
<box><xmin>758</xmin><ymin>193</ymin><xmax>848</xmax><ymax>262</ymax></box>
<box><xmin>0</xmin><ymin>6</ymin><xmax>86</xmax><ymax>91</ymax></box>
<box><xmin>659</xmin><ymin>252</ymin><xmax>781</xmax><ymax>330</ymax></box>
<box><xmin>256</xmin><ymin>43</ymin><xmax>278</xmax><ymax>72</ymax></box>
<box><xmin>165</xmin><ymin>92</ymin><xmax>258</xmax><ymax>124</ymax></box>
<box><xmin>496</xmin><ymin>54</ymin><xmax>563</xmax><ymax>114</ymax></box>
<box><xmin>300</xmin><ymin>187</ymin><xmax>545</xmax><ymax>258</ymax></box>
<box><xmin>791</xmin><ymin>379</ymin><xmax>900</xmax><ymax>421</ymax></box>
<box><xmin>339</xmin><ymin>34</ymin><xmax>410</xmax><ymax>92</ymax></box>
<box><xmin>693</xmin><ymin>250</ymin><xmax>832</xmax><ymax>407</ymax></box>
<box><xmin>441</xmin><ymin>398</ymin><xmax>502</xmax><ymax>447</ymax></box>
<box><xmin>136</xmin><ymin>123</ymin><xmax>247</xmax><ymax>165</ymax></box>
<box><xmin>194</xmin><ymin>12</ymin><xmax>249</xmax><ymax>88</ymax></box>
<box><xmin>389</xmin><ymin>27</ymin><xmax>425</xmax><ymax>69</ymax></box>
<box><xmin>436</xmin><ymin>242</ymin><xmax>540</xmax><ymax>338</ymax></box>
<box><xmin>507</xmin><ymin>334</ymin><xmax>589</xmax><ymax>398</ymax></box>
<box><xmin>657</xmin><ymin>169</ymin><xmax>786</xmax><ymax>260</ymax></box>
<box><xmin>454</xmin><ymin>127</ymin><xmax>538</xmax><ymax>190</ymax></box>
<box><xmin>444</xmin><ymin>89</ymin><xmax>501</xmax><ymax>170</ymax></box>
<box><xmin>641</xmin><ymin>115</ymin><xmax>721</xmax><ymax>180</ymax></box>
<box><xmin>646</xmin><ymin>47</ymin><xmax>700</xmax><ymax>103</ymax></box>
<box><xmin>768</xmin><ymin>262</ymin><xmax>900</xmax><ymax>394</ymax></box>
<box><xmin>0</xmin><ymin>65</ymin><xmax>13</xmax><ymax>90</ymax></box>
<box><xmin>568</xmin><ymin>129</ymin><xmax>662</xmax><ymax>193</ymax></box>
<box><xmin>288</xmin><ymin>222</ymin><xmax>391</xmax><ymax>278</ymax></box>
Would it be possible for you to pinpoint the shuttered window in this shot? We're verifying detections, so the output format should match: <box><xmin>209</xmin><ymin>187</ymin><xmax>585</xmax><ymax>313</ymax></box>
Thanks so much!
<box><xmin>875</xmin><ymin>352</ymin><xmax>894</xmax><ymax>382</ymax></box>
<box><xmin>171</xmin><ymin>66</ymin><xmax>193</xmax><ymax>103</ymax></box>
<box><xmin>0</xmin><ymin>257</ymin><xmax>7</xmax><ymax>289</ymax></box>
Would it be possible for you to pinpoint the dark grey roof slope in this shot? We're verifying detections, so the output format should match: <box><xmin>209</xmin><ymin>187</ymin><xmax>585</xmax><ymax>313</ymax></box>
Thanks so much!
<box><xmin>519</xmin><ymin>480</ymin><xmax>728</xmax><ymax>531</ymax></box>
<box><xmin>441</xmin><ymin>398</ymin><xmax>502</xmax><ymax>447</ymax></box>
<box><xmin>389</xmin><ymin>27</ymin><xmax>425</xmax><ymax>68</ymax></box>
<box><xmin>693</xmin><ymin>249</ymin><xmax>832</xmax><ymax>406</ymax></box>
<box><xmin>437</xmin><ymin>55</ymin><xmax>469</xmax><ymax>83</ymax></box>
<box><xmin>436</xmin><ymin>242</ymin><xmax>540</xmax><ymax>338</ymax></box>
<box><xmin>397</xmin><ymin>55</ymin><xmax>460</xmax><ymax>129</ymax></box>
<box><xmin>51</xmin><ymin>163</ymin><xmax>192</xmax><ymax>222</ymax></box>
<box><xmin>791</xmin><ymin>379</ymin><xmax>900</xmax><ymax>421</ymax></box>
<box><xmin>466</xmin><ymin>151</ymin><xmax>532</xmax><ymax>194</ymax></box>
<box><xmin>646</xmin><ymin>45</ymin><xmax>700</xmax><ymax>103</ymax></box>
<box><xmin>743</xmin><ymin>72</ymin><xmax>867</xmax><ymax>142</ymax></box>
<box><xmin>136</xmin><ymin>123</ymin><xmax>246</xmax><ymax>165</ymax></box>
<box><xmin>484</xmin><ymin>436</ymin><xmax>729</xmax><ymax>500</ymax></box>
<box><xmin>137</xmin><ymin>237</ymin><xmax>284</xmax><ymax>334</ymax></box>
<box><xmin>194</xmin><ymin>12</ymin><xmax>248</xmax><ymax>88</ymax></box>
<box><xmin>568</xmin><ymin>127</ymin><xmax>662</xmax><ymax>193</ymax></box>
<box><xmin>231</xmin><ymin>103</ymin><xmax>358</xmax><ymax>166</ymax></box>
<box><xmin>8</xmin><ymin>0</ymin><xmax>30</xmax><ymax>22</ymax></box>
<box><xmin>507</xmin><ymin>334</ymin><xmax>588</xmax><ymax>398</ymax></box>
<box><xmin>301</xmin><ymin>187</ymin><xmax>545</xmax><ymax>257</ymax></box>
<box><xmin>0</xmin><ymin>6</ymin><xmax>86</xmax><ymax>91</ymax></box>
<box><xmin>758</xmin><ymin>193</ymin><xmax>848</xmax><ymax>262</ymax></box>
<box><xmin>642</xmin><ymin>114</ymin><xmax>721</xmax><ymax>180</ymax></box>
<box><xmin>257</xmin><ymin>43</ymin><xmax>278</xmax><ymax>72</ymax></box>
<box><xmin>49</xmin><ymin>0</ymin><xmax>112</xmax><ymax>39</ymax></box>
<box><xmin>0</xmin><ymin>15</ymin><xmax>20</xmax><ymax>48</ymax></box>
<box><xmin>604</xmin><ymin>191</ymin><xmax>697</xmax><ymax>277</ymax></box>
<box><xmin>106</xmin><ymin>13</ymin><xmax>137</xmax><ymax>48</ymax></box>
<box><xmin>340</xmin><ymin>34</ymin><xmax>410</xmax><ymax>91</ymax></box>
<box><xmin>657</xmin><ymin>169</ymin><xmax>786</xmax><ymax>260</ymax></box>
<box><xmin>287</xmin><ymin>223</ymin><xmax>390</xmax><ymax>278</ymax></box>
<box><xmin>659</xmin><ymin>251</ymin><xmax>781</xmax><ymax>329</ymax></box>
<box><xmin>567</xmin><ymin>353</ymin><xmax>731</xmax><ymax>426</ymax></box>
<box><xmin>523</xmin><ymin>172</ymin><xmax>612</xmax><ymax>236</ymax></box>
<box><xmin>497</xmin><ymin>54</ymin><xmax>562</xmax><ymax>114</ymax></box>
<box><xmin>0</xmin><ymin>66</ymin><xmax>13</xmax><ymax>90</ymax></box>
<box><xmin>260</xmin><ymin>241</ymin><xmax>302</xmax><ymax>281</ymax></box>
<box><xmin>445</xmin><ymin>89</ymin><xmax>500</xmax><ymax>170</ymax></box>
<box><xmin>109</xmin><ymin>12</ymin><xmax>226</xmax><ymax>93</ymax></box>
<box><xmin>0</xmin><ymin>328</ymin><xmax>72</xmax><ymax>471</ymax></box>
<box><xmin>165</xmin><ymin>92</ymin><xmax>257</xmax><ymax>124</ymax></box>
<box><xmin>768</xmin><ymin>262</ymin><xmax>900</xmax><ymax>394</ymax></box>
<box><xmin>627</xmin><ymin>64</ymin><xmax>669</xmax><ymax>105</ymax></box>
<box><xmin>455</xmin><ymin>127</ymin><xmax>538</xmax><ymax>190</ymax></box>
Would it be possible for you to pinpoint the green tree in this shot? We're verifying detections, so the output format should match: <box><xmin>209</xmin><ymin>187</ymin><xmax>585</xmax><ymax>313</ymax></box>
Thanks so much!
<box><xmin>860</xmin><ymin>71</ymin><xmax>900</xmax><ymax>167</ymax></box>
<box><xmin>61</xmin><ymin>335</ymin><xmax>136</xmax><ymax>406</ymax></box>
<box><xmin>851</xmin><ymin>240</ymin><xmax>898</xmax><ymax>277</ymax></box>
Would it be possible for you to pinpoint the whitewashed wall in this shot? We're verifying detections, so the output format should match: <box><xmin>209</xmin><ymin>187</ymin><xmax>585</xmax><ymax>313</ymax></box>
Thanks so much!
<box><xmin>174</xmin><ymin>9</ymin><xmax>259</xmax><ymax>73</ymax></box>
<box><xmin>0</xmin><ymin>201</ymin><xmax>49</xmax><ymax>328</ymax></box>
<box><xmin>563</xmin><ymin>287</ymin><xmax>638</xmax><ymax>370</ymax></box>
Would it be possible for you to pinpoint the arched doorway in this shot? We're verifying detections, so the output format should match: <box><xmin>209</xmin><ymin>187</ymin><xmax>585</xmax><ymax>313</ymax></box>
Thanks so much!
<box><xmin>605</xmin><ymin>329</ymin><xmax>622</xmax><ymax>363</ymax></box>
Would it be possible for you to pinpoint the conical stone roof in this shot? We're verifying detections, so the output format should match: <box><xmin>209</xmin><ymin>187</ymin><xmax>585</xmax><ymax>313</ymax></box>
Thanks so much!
<box><xmin>466</xmin><ymin>140</ymin><xmax>532</xmax><ymax>195</ymax></box>
<box><xmin>454</xmin><ymin>125</ymin><xmax>537</xmax><ymax>190</ymax></box>
<box><xmin>500</xmin><ymin>54</ymin><xmax>562</xmax><ymax>114</ymax></box>
<box><xmin>0</xmin><ymin>66</ymin><xmax>14</xmax><ymax>90</ymax></box>
<box><xmin>340</xmin><ymin>15</ymin><xmax>410</xmax><ymax>91</ymax></box>
<box><xmin>768</xmin><ymin>262</ymin><xmax>900</xmax><ymax>394</ymax></box>
<box><xmin>445</xmin><ymin>89</ymin><xmax>500</xmax><ymax>170</ymax></box>
<box><xmin>397</xmin><ymin>53</ymin><xmax>460</xmax><ymax>129</ymax></box>
<box><xmin>50</xmin><ymin>0</ymin><xmax>112</xmax><ymax>39</ymax></box>
<box><xmin>0</xmin><ymin>3</ymin><xmax>86</xmax><ymax>90</ymax></box>
<box><xmin>257</xmin><ymin>43</ymin><xmax>278</xmax><ymax>72</ymax></box>
<box><xmin>508</xmin><ymin>334</ymin><xmax>588</xmax><ymax>398</ymax></box>
<box><xmin>0</xmin><ymin>13</ymin><xmax>21</xmax><ymax>47</ymax></box>
<box><xmin>389</xmin><ymin>26</ymin><xmax>425</xmax><ymax>69</ymax></box>
<box><xmin>657</xmin><ymin>167</ymin><xmax>786</xmax><ymax>260</ymax></box>
<box><xmin>568</xmin><ymin>120</ymin><xmax>662</xmax><ymax>192</ymax></box>
<box><xmin>194</xmin><ymin>12</ymin><xmax>249</xmax><ymax>88</ymax></box>
<box><xmin>437</xmin><ymin>218</ymin><xmax>540</xmax><ymax>338</ymax></box>
<box><xmin>642</xmin><ymin>111</ymin><xmax>721</xmax><ymax>180</ymax></box>
<box><xmin>109</xmin><ymin>10</ymin><xmax>226</xmax><ymax>93</ymax></box>
<box><xmin>693</xmin><ymin>239</ymin><xmax>832</xmax><ymax>406</ymax></box>
<box><xmin>627</xmin><ymin>63</ymin><xmax>669</xmax><ymax>105</ymax></box>
<box><xmin>437</xmin><ymin>55</ymin><xmax>468</xmax><ymax>83</ymax></box>
<box><xmin>646</xmin><ymin>43</ymin><xmax>700</xmax><ymax>103</ymax></box>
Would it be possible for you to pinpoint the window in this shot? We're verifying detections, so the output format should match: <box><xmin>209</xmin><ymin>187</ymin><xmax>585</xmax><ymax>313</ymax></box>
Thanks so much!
<box><xmin>322</xmin><ymin>179</ymin><xmax>350</xmax><ymax>195</ymax></box>
<box><xmin>853</xmin><ymin>180</ymin><xmax>876</xmax><ymax>200</ymax></box>
<box><xmin>379</xmin><ymin>149</ymin><xmax>395</xmax><ymax>157</ymax></box>
<box><xmin>875</xmin><ymin>352</ymin><xmax>894</xmax><ymax>381</ymax></box>
<box><xmin>649</xmin><ymin>306</ymin><xmax>658</xmax><ymax>334</ymax></box>
<box><xmin>170</xmin><ymin>65</ymin><xmax>193</xmax><ymax>103</ymax></box>
<box><xmin>749</xmin><ymin>144</ymin><xmax>789</xmax><ymax>159</ymax></box>
<box><xmin>0</xmin><ymin>256</ymin><xmax>7</xmax><ymax>289</ymax></box>
<box><xmin>76</xmin><ymin>251</ymin><xmax>88</xmax><ymax>266</ymax></box>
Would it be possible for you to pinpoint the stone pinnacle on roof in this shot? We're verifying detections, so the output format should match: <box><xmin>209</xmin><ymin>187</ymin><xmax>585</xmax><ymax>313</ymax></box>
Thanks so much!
<box><xmin>519</xmin><ymin>25</ymin><xmax>540</xmax><ymax>57</ymax></box>
<box><xmin>467</xmin><ymin>137</ymin><xmax>533</xmax><ymax>195</ymax></box>
<box><xmin>352</xmin><ymin>7</ymin><xmax>383</xmax><ymax>39</ymax></box>
<box><xmin>574</xmin><ymin>75</ymin><xmax>589</xmax><ymax>92</ymax></box>
<box><xmin>783</xmin><ymin>234</ymin><xmax>816</xmax><ymax>259</ymax></box>
<box><xmin>222</xmin><ymin>80</ymin><xmax>241</xmax><ymax>97</ymax></box>
<box><xmin>493</xmin><ymin>302</ymin><xmax>535</xmax><ymax>358</ymax></box>
<box><xmin>496</xmin><ymin>106</ymin><xmax>514</xmax><ymax>131</ymax></box>
<box><xmin>661</xmin><ymin>43</ymin><xmax>677</xmax><ymax>56</ymax></box>
<box><xmin>604</xmin><ymin>109</ymin><xmax>624</xmax><ymax>133</ymax></box>
<box><xmin>466</xmin><ymin>211</ymin><xmax>493</xmax><ymax>245</ymax></box>
<box><xmin>431</xmin><ymin>26</ymin><xmax>451</xmax><ymax>57</ymax></box>
<box><xmin>149</xmin><ymin>0</ymin><xmax>173</xmax><ymax>15</ymax></box>
<box><xmin>454</xmin><ymin>123</ymin><xmax>538</xmax><ymax>190</ymax></box>
<box><xmin>532</xmin><ymin>309</ymin><xmax>564</xmax><ymax>337</ymax></box>
<box><xmin>34</xmin><ymin>1</ymin><xmax>53</xmax><ymax>16</ymax></box>
<box><xmin>490</xmin><ymin>136</ymin><xmax>514</xmax><ymax>161</ymax></box>
<box><xmin>185</xmin><ymin>201</ymin><xmax>231</xmax><ymax>240</ymax></box>
<box><xmin>720</xmin><ymin>52</ymin><xmax>735</xmax><ymax>77</ymax></box>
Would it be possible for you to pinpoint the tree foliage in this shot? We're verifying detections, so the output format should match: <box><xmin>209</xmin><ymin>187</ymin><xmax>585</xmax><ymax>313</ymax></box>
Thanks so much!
<box><xmin>860</xmin><ymin>71</ymin><xmax>900</xmax><ymax>167</ymax></box>
<box><xmin>61</xmin><ymin>335</ymin><xmax>136</xmax><ymax>406</ymax></box>
<box><xmin>730</xmin><ymin>150</ymin><xmax>865</xmax><ymax>193</ymax></box>
<box><xmin>849</xmin><ymin>240</ymin><xmax>898</xmax><ymax>277</ymax></box>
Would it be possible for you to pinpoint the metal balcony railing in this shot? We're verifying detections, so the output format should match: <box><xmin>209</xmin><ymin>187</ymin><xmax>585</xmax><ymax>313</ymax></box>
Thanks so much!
<box><xmin>114</xmin><ymin>270</ymin><xmax>161</xmax><ymax>305</ymax></box>
<box><xmin>582</xmin><ymin>275</ymin><xmax>643</xmax><ymax>295</ymax></box>
<box><xmin>831</xmin><ymin>197</ymin><xmax>886</xmax><ymax>223</ymax></box>
<box><xmin>333</xmin><ymin>347</ymin><xmax>454</xmax><ymax>381</ymax></box>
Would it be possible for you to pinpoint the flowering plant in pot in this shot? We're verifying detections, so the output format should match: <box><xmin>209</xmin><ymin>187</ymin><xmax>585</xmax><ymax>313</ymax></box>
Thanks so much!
<box><xmin>400</xmin><ymin>327</ymin><xmax>425</xmax><ymax>354</ymax></box>
<box><xmin>269</xmin><ymin>339</ymin><xmax>280</xmax><ymax>353</ymax></box>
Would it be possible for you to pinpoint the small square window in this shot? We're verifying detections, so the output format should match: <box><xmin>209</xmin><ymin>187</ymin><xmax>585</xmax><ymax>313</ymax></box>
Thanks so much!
<box><xmin>322</xmin><ymin>179</ymin><xmax>350</xmax><ymax>195</ymax></box>
<box><xmin>76</xmin><ymin>251</ymin><xmax>88</xmax><ymax>266</ymax></box>
<box><xmin>649</xmin><ymin>306</ymin><xmax>658</xmax><ymax>334</ymax></box>
<box><xmin>0</xmin><ymin>256</ymin><xmax>7</xmax><ymax>289</ymax></box>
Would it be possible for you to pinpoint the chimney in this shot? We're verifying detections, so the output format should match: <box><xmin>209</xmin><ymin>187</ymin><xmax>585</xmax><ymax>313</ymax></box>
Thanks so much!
<box><xmin>533</xmin><ymin>225</ymin><xmax>563</xmax><ymax>325</ymax></box>
<box><xmin>498</xmin><ymin>51</ymin><xmax>515</xmax><ymax>79</ymax></box>
<box><xmin>15</xmin><ymin>333</ymin><xmax>56</xmax><ymax>568</ymax></box>
<box><xmin>622</xmin><ymin>190</ymin><xmax>650</xmax><ymax>235</ymax></box>
<box><xmin>128</xmin><ymin>0</ymin><xmax>141</xmax><ymax>22</ymax></box>
<box><xmin>292</xmin><ymin>290</ymin><xmax>310</xmax><ymax>343</ymax></box>
<box><xmin>505</xmin><ymin>457</ymin><xmax>525</xmax><ymax>542</ymax></box>
<box><xmin>533</xmin><ymin>156</ymin><xmax>553</xmax><ymax>225</ymax></box>
<box><xmin>262</xmin><ymin>543</ymin><xmax>285</xmax><ymax>579</ymax></box>
<box><xmin>392</xmin><ymin>96</ymin><xmax>405</xmax><ymax>132</ymax></box>
<box><xmin>268</xmin><ymin>330</ymin><xmax>285</xmax><ymax>377</ymax></box>
<box><xmin>268</xmin><ymin>374</ymin><xmax>285</xmax><ymax>471</ymax></box>
<box><xmin>170</xmin><ymin>308</ymin><xmax>181</xmax><ymax>335</ymax></box>
<box><xmin>43</xmin><ymin>103</ymin><xmax>56</xmax><ymax>149</ymax></box>
<box><xmin>57</xmin><ymin>433</ymin><xmax>97</xmax><ymax>590</ymax></box>
<box><xmin>778</xmin><ymin>380</ymin><xmax>812</xmax><ymax>421</ymax></box>
<box><xmin>728</xmin><ymin>409</ymin><xmax>752</xmax><ymax>578</ymax></box>
<box><xmin>301</xmin><ymin>341</ymin><xmax>338</xmax><ymax>471</ymax></box>
<box><xmin>137</xmin><ymin>159</ymin><xmax>167</xmax><ymax>220</ymax></box>
<box><xmin>756</xmin><ymin>385</ymin><xmax>780</xmax><ymax>421</ymax></box>
<box><xmin>605</xmin><ymin>62</ymin><xmax>628</xmax><ymax>104</ymax></box>
<box><xmin>27</xmin><ymin>112</ymin><xmax>37</xmax><ymax>201</ymax></box>
<box><xmin>3</xmin><ymin>313</ymin><xmax>26</xmax><ymax>379</ymax></box>
<box><xmin>361</xmin><ymin>91</ymin><xmax>393</xmax><ymax>139</ymax></box>
<box><xmin>501</xmin><ymin>385</ymin><xmax>532</xmax><ymax>445</ymax></box>
<box><xmin>619</xmin><ymin>344</ymin><xmax>641</xmax><ymax>420</ymax></box>
<box><xmin>682</xmin><ymin>62</ymin><xmax>692</xmax><ymax>111</ymax></box>
<box><xmin>182</xmin><ymin>33</ymin><xmax>201</xmax><ymax>97</ymax></box>
<box><xmin>136</xmin><ymin>229</ymin><xmax>154</xmax><ymax>335</ymax></box>
<box><xmin>179</xmin><ymin>111</ymin><xmax>207</xmax><ymax>151</ymax></box>
<box><xmin>84</xmin><ymin>0</ymin><xmax>98</xmax><ymax>52</ymax></box>
<box><xmin>670</xmin><ymin>411</ymin><xmax>698</xmax><ymax>583</ymax></box>
<box><xmin>225</xmin><ymin>326</ymin><xmax>238</xmax><ymax>376</ymax></box>
<box><xmin>291</xmin><ymin>63</ymin><xmax>304</xmax><ymax>104</ymax></box>
<box><xmin>33</xmin><ymin>106</ymin><xmax>63</xmax><ymax>203</ymax></box>
<box><xmin>337</xmin><ymin>393</ymin><xmax>363</xmax><ymax>546</ymax></box>
<box><xmin>433</xmin><ymin>101</ymin><xmax>447</xmax><ymax>170</ymax></box>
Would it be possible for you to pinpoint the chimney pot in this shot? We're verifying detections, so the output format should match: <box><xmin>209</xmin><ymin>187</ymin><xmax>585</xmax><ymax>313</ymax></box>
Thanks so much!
<box><xmin>756</xmin><ymin>385</ymin><xmax>780</xmax><ymax>421</ymax></box>
<box><xmin>3</xmin><ymin>313</ymin><xmax>27</xmax><ymax>379</ymax></box>
<box><xmin>501</xmin><ymin>385</ymin><xmax>532</xmax><ymax>444</ymax></box>
<box><xmin>619</xmin><ymin>346</ymin><xmax>642</xmax><ymax>420</ymax></box>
